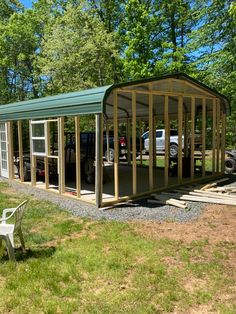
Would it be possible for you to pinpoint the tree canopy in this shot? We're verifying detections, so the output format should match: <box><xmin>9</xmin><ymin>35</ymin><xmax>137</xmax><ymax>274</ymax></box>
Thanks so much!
<box><xmin>0</xmin><ymin>0</ymin><xmax>235</xmax><ymax>142</ymax></box>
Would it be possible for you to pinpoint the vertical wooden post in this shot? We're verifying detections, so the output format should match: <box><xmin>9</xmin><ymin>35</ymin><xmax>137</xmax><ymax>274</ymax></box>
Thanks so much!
<box><xmin>153</xmin><ymin>116</ymin><xmax>156</xmax><ymax>167</ymax></box>
<box><xmin>7</xmin><ymin>121</ymin><xmax>14</xmax><ymax>179</ymax></box>
<box><xmin>75</xmin><ymin>116</ymin><xmax>81</xmax><ymax>198</ymax></box>
<box><xmin>191</xmin><ymin>97</ymin><xmax>195</xmax><ymax>181</ymax></box>
<box><xmin>113</xmin><ymin>91</ymin><xmax>119</xmax><ymax>200</ymax></box>
<box><xmin>95</xmin><ymin>114</ymin><xmax>103</xmax><ymax>207</ymax></box>
<box><xmin>149</xmin><ymin>93</ymin><xmax>154</xmax><ymax>190</ymax></box>
<box><xmin>126</xmin><ymin>118</ymin><xmax>131</xmax><ymax>165</ymax></box>
<box><xmin>184</xmin><ymin>112</ymin><xmax>189</xmax><ymax>158</ymax></box>
<box><xmin>132</xmin><ymin>92</ymin><xmax>137</xmax><ymax>195</ymax></box>
<box><xmin>58</xmin><ymin>117</ymin><xmax>65</xmax><ymax>194</ymax></box>
<box><xmin>216</xmin><ymin>99</ymin><xmax>220</xmax><ymax>173</ymax></box>
<box><xmin>221</xmin><ymin>111</ymin><xmax>226</xmax><ymax>174</ymax></box>
<box><xmin>29</xmin><ymin>121</ymin><xmax>36</xmax><ymax>186</ymax></box>
<box><xmin>139</xmin><ymin>119</ymin><xmax>143</xmax><ymax>165</ymax></box>
<box><xmin>105</xmin><ymin>120</ymin><xmax>110</xmax><ymax>162</ymax></box>
<box><xmin>44</xmin><ymin>121</ymin><xmax>50</xmax><ymax>189</ymax></box>
<box><xmin>44</xmin><ymin>156</ymin><xmax>49</xmax><ymax>189</ymax></box>
<box><xmin>164</xmin><ymin>95</ymin><xmax>169</xmax><ymax>187</ymax></box>
<box><xmin>17</xmin><ymin>120</ymin><xmax>24</xmax><ymax>182</ymax></box>
<box><xmin>202</xmin><ymin>98</ymin><xmax>206</xmax><ymax>177</ymax></box>
<box><xmin>178</xmin><ymin>96</ymin><xmax>183</xmax><ymax>184</ymax></box>
<box><xmin>212</xmin><ymin>99</ymin><xmax>216</xmax><ymax>174</ymax></box>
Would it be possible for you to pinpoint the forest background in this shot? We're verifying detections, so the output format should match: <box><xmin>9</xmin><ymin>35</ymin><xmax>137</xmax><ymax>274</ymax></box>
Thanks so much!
<box><xmin>0</xmin><ymin>0</ymin><xmax>235</xmax><ymax>145</ymax></box>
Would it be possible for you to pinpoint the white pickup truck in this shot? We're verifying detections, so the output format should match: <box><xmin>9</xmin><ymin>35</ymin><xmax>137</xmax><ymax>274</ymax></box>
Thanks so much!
<box><xmin>142</xmin><ymin>129</ymin><xmax>184</xmax><ymax>157</ymax></box>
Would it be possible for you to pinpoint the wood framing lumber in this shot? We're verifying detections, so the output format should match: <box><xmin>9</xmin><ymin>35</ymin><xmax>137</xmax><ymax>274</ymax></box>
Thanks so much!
<box><xmin>208</xmin><ymin>187</ymin><xmax>236</xmax><ymax>192</ymax></box>
<box><xmin>17</xmin><ymin>121</ymin><xmax>24</xmax><ymax>182</ymax></box>
<box><xmin>151</xmin><ymin>193</ymin><xmax>186</xmax><ymax>204</ymax></box>
<box><xmin>179</xmin><ymin>195</ymin><xmax>236</xmax><ymax>206</ymax></box>
<box><xmin>132</xmin><ymin>91</ymin><xmax>137</xmax><ymax>195</ymax></box>
<box><xmin>148</xmin><ymin>199</ymin><xmax>187</xmax><ymax>209</ymax></box>
<box><xmin>200</xmin><ymin>178</ymin><xmax>229</xmax><ymax>190</ymax></box>
<box><xmin>113</xmin><ymin>91</ymin><xmax>119</xmax><ymax>200</ymax></box>
<box><xmin>191</xmin><ymin>97</ymin><xmax>195</xmax><ymax>180</ymax></box>
<box><xmin>191</xmin><ymin>190</ymin><xmax>236</xmax><ymax>200</ymax></box>
<box><xmin>164</xmin><ymin>95</ymin><xmax>169</xmax><ymax>187</ymax></box>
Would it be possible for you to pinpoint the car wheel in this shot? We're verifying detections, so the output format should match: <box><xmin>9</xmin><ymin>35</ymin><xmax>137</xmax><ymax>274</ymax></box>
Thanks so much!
<box><xmin>225</xmin><ymin>158</ymin><xmax>236</xmax><ymax>174</ymax></box>
<box><xmin>105</xmin><ymin>148</ymin><xmax>114</xmax><ymax>162</ymax></box>
<box><xmin>170</xmin><ymin>143</ymin><xmax>178</xmax><ymax>157</ymax></box>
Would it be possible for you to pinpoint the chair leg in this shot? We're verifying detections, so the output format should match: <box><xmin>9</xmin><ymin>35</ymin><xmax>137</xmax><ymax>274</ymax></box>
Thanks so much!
<box><xmin>18</xmin><ymin>228</ymin><xmax>26</xmax><ymax>252</ymax></box>
<box><xmin>3</xmin><ymin>235</ymin><xmax>16</xmax><ymax>262</ymax></box>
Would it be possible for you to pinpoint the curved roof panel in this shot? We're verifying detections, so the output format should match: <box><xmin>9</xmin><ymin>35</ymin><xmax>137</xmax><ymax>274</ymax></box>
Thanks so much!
<box><xmin>0</xmin><ymin>85</ymin><xmax>112</xmax><ymax>121</ymax></box>
<box><xmin>0</xmin><ymin>73</ymin><xmax>230</xmax><ymax>121</ymax></box>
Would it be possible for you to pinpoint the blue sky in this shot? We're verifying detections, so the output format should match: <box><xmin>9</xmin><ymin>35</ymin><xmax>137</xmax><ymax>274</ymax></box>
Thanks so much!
<box><xmin>20</xmin><ymin>0</ymin><xmax>33</xmax><ymax>8</ymax></box>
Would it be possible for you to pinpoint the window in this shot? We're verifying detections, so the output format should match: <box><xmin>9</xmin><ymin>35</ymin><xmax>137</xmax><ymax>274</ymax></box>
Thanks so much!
<box><xmin>30</xmin><ymin>121</ymin><xmax>47</xmax><ymax>156</ymax></box>
<box><xmin>156</xmin><ymin>131</ymin><xmax>162</xmax><ymax>138</ymax></box>
<box><xmin>170</xmin><ymin>130</ymin><xmax>178</xmax><ymax>136</ymax></box>
<box><xmin>142</xmin><ymin>132</ymin><xmax>149</xmax><ymax>140</ymax></box>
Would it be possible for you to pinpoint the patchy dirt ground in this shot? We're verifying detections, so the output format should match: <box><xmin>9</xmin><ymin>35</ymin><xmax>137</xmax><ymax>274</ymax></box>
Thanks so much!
<box><xmin>134</xmin><ymin>204</ymin><xmax>236</xmax><ymax>313</ymax></box>
<box><xmin>134</xmin><ymin>204</ymin><xmax>236</xmax><ymax>245</ymax></box>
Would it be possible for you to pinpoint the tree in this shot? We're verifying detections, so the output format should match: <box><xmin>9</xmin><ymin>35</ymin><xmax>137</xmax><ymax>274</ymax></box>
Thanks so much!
<box><xmin>37</xmin><ymin>3</ymin><xmax>120</xmax><ymax>94</ymax></box>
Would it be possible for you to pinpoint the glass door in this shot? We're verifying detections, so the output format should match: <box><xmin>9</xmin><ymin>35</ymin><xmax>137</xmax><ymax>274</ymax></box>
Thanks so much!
<box><xmin>0</xmin><ymin>122</ymin><xmax>9</xmax><ymax>178</ymax></box>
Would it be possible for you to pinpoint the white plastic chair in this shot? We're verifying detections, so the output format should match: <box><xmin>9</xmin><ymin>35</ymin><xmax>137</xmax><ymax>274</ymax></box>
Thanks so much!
<box><xmin>0</xmin><ymin>200</ymin><xmax>28</xmax><ymax>261</ymax></box>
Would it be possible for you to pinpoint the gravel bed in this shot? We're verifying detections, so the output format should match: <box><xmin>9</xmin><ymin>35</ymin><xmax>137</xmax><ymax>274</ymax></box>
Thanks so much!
<box><xmin>1</xmin><ymin>175</ymin><xmax>235</xmax><ymax>223</ymax></box>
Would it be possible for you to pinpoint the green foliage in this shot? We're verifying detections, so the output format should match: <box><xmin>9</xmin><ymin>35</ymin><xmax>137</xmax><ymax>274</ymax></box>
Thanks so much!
<box><xmin>0</xmin><ymin>0</ymin><xmax>235</xmax><ymax>144</ymax></box>
<box><xmin>37</xmin><ymin>2</ymin><xmax>120</xmax><ymax>94</ymax></box>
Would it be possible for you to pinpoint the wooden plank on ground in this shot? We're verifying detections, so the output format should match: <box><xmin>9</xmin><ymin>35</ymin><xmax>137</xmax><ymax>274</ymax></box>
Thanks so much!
<box><xmin>148</xmin><ymin>198</ymin><xmax>187</xmax><ymax>209</ymax></box>
<box><xmin>179</xmin><ymin>195</ymin><xmax>236</xmax><ymax>206</ymax></box>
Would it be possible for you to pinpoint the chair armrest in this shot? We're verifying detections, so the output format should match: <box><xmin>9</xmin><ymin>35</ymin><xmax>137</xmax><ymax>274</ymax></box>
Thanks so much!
<box><xmin>1</xmin><ymin>208</ymin><xmax>16</xmax><ymax>224</ymax></box>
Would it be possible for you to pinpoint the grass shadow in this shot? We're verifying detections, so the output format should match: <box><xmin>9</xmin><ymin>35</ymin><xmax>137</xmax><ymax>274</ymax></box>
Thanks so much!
<box><xmin>0</xmin><ymin>246</ymin><xmax>56</xmax><ymax>262</ymax></box>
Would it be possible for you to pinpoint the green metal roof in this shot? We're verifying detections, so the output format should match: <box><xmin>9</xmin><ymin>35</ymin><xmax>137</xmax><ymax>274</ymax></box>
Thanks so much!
<box><xmin>0</xmin><ymin>73</ymin><xmax>230</xmax><ymax>121</ymax></box>
<box><xmin>0</xmin><ymin>85</ymin><xmax>112</xmax><ymax>121</ymax></box>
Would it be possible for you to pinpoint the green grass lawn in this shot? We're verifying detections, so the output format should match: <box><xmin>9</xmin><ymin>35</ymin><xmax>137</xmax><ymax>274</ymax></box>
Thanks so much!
<box><xmin>0</xmin><ymin>182</ymin><xmax>235</xmax><ymax>313</ymax></box>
